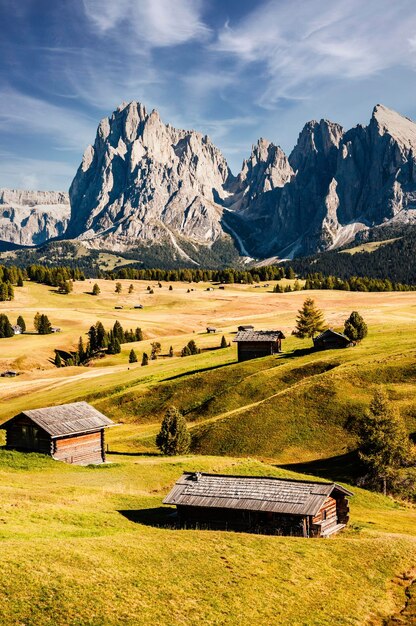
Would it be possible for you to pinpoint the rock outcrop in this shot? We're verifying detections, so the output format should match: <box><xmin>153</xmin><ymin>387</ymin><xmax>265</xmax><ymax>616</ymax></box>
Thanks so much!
<box><xmin>0</xmin><ymin>189</ymin><xmax>70</xmax><ymax>246</ymax></box>
<box><xmin>67</xmin><ymin>102</ymin><xmax>235</xmax><ymax>260</ymax></box>
<box><xmin>3</xmin><ymin>102</ymin><xmax>416</xmax><ymax>261</ymax></box>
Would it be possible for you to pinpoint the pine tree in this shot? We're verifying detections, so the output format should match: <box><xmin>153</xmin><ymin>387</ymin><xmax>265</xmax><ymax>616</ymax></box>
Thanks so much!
<box><xmin>141</xmin><ymin>352</ymin><xmax>149</xmax><ymax>366</ymax></box>
<box><xmin>344</xmin><ymin>311</ymin><xmax>368</xmax><ymax>342</ymax></box>
<box><xmin>17</xmin><ymin>315</ymin><xmax>26</xmax><ymax>333</ymax></box>
<box><xmin>95</xmin><ymin>322</ymin><xmax>107</xmax><ymax>349</ymax></box>
<box><xmin>38</xmin><ymin>314</ymin><xmax>52</xmax><ymax>335</ymax></box>
<box><xmin>187</xmin><ymin>339</ymin><xmax>199</xmax><ymax>355</ymax></box>
<box><xmin>54</xmin><ymin>352</ymin><xmax>62</xmax><ymax>368</ymax></box>
<box><xmin>129</xmin><ymin>349</ymin><xmax>138</xmax><ymax>363</ymax></box>
<box><xmin>0</xmin><ymin>314</ymin><xmax>14</xmax><ymax>338</ymax></box>
<box><xmin>156</xmin><ymin>406</ymin><xmax>191</xmax><ymax>456</ymax></box>
<box><xmin>135</xmin><ymin>328</ymin><xmax>143</xmax><ymax>341</ymax></box>
<box><xmin>181</xmin><ymin>345</ymin><xmax>192</xmax><ymax>357</ymax></box>
<box><xmin>293</xmin><ymin>298</ymin><xmax>326</xmax><ymax>340</ymax></box>
<box><xmin>92</xmin><ymin>283</ymin><xmax>100</xmax><ymax>295</ymax></box>
<box><xmin>169</xmin><ymin>346</ymin><xmax>174</xmax><ymax>357</ymax></box>
<box><xmin>115</xmin><ymin>282</ymin><xmax>122</xmax><ymax>294</ymax></box>
<box><xmin>17</xmin><ymin>275</ymin><xmax>24</xmax><ymax>287</ymax></box>
<box><xmin>113</xmin><ymin>320</ymin><xmax>124</xmax><ymax>343</ymax></box>
<box><xmin>220</xmin><ymin>335</ymin><xmax>227</xmax><ymax>348</ymax></box>
<box><xmin>87</xmin><ymin>325</ymin><xmax>98</xmax><ymax>353</ymax></box>
<box><xmin>78</xmin><ymin>337</ymin><xmax>85</xmax><ymax>363</ymax></box>
<box><xmin>34</xmin><ymin>312</ymin><xmax>41</xmax><ymax>332</ymax></box>
<box><xmin>357</xmin><ymin>389</ymin><xmax>415</xmax><ymax>495</ymax></box>
<box><xmin>128</xmin><ymin>284</ymin><xmax>134</xmax><ymax>294</ymax></box>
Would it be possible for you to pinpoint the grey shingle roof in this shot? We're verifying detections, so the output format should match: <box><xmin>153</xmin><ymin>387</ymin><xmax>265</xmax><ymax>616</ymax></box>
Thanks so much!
<box><xmin>1</xmin><ymin>402</ymin><xmax>115</xmax><ymax>438</ymax></box>
<box><xmin>233</xmin><ymin>330</ymin><xmax>285</xmax><ymax>343</ymax></box>
<box><xmin>314</xmin><ymin>329</ymin><xmax>349</xmax><ymax>342</ymax></box>
<box><xmin>163</xmin><ymin>473</ymin><xmax>352</xmax><ymax>516</ymax></box>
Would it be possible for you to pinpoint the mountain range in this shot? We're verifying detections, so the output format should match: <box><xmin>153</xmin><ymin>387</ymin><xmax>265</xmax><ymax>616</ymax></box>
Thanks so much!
<box><xmin>2</xmin><ymin>102</ymin><xmax>416</xmax><ymax>266</ymax></box>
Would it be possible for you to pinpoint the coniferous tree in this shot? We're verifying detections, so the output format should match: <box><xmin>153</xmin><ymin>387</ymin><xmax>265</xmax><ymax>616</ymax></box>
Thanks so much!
<box><xmin>95</xmin><ymin>321</ymin><xmax>107</xmax><ymax>349</ymax></box>
<box><xmin>54</xmin><ymin>352</ymin><xmax>62</xmax><ymax>368</ymax></box>
<box><xmin>17</xmin><ymin>275</ymin><xmax>24</xmax><ymax>287</ymax></box>
<box><xmin>128</xmin><ymin>284</ymin><xmax>134</xmax><ymax>294</ymax></box>
<box><xmin>17</xmin><ymin>315</ymin><xmax>26</xmax><ymax>333</ymax></box>
<box><xmin>113</xmin><ymin>320</ymin><xmax>124</xmax><ymax>343</ymax></box>
<box><xmin>141</xmin><ymin>352</ymin><xmax>149</xmax><ymax>366</ymax></box>
<box><xmin>156</xmin><ymin>406</ymin><xmax>191</xmax><ymax>456</ymax></box>
<box><xmin>38</xmin><ymin>314</ymin><xmax>52</xmax><ymax>335</ymax></box>
<box><xmin>220</xmin><ymin>335</ymin><xmax>227</xmax><ymax>348</ymax></box>
<box><xmin>181</xmin><ymin>345</ymin><xmax>192</xmax><ymax>357</ymax></box>
<box><xmin>344</xmin><ymin>311</ymin><xmax>368</xmax><ymax>342</ymax></box>
<box><xmin>0</xmin><ymin>314</ymin><xmax>14</xmax><ymax>338</ymax></box>
<box><xmin>78</xmin><ymin>337</ymin><xmax>85</xmax><ymax>362</ymax></box>
<box><xmin>356</xmin><ymin>389</ymin><xmax>415</xmax><ymax>495</ymax></box>
<box><xmin>87</xmin><ymin>325</ymin><xmax>98</xmax><ymax>352</ymax></box>
<box><xmin>135</xmin><ymin>327</ymin><xmax>143</xmax><ymax>341</ymax></box>
<box><xmin>129</xmin><ymin>349</ymin><xmax>138</xmax><ymax>363</ymax></box>
<box><xmin>169</xmin><ymin>346</ymin><xmax>174</xmax><ymax>357</ymax></box>
<box><xmin>293</xmin><ymin>298</ymin><xmax>326</xmax><ymax>341</ymax></box>
<box><xmin>115</xmin><ymin>282</ymin><xmax>122</xmax><ymax>294</ymax></box>
<box><xmin>92</xmin><ymin>283</ymin><xmax>101</xmax><ymax>295</ymax></box>
<box><xmin>34</xmin><ymin>312</ymin><xmax>41</xmax><ymax>333</ymax></box>
<box><xmin>187</xmin><ymin>339</ymin><xmax>199</xmax><ymax>355</ymax></box>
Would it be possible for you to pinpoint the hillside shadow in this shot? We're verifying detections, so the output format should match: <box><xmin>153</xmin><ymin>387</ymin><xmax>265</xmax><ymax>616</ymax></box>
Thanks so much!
<box><xmin>282</xmin><ymin>347</ymin><xmax>316</xmax><ymax>359</ymax></box>
<box><xmin>277</xmin><ymin>451</ymin><xmax>364</xmax><ymax>484</ymax></box>
<box><xmin>162</xmin><ymin>360</ymin><xmax>236</xmax><ymax>382</ymax></box>
<box><xmin>119</xmin><ymin>507</ymin><xmax>177</xmax><ymax>528</ymax></box>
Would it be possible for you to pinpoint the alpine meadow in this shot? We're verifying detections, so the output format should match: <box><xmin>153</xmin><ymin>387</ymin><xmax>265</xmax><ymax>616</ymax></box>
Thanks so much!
<box><xmin>1</xmin><ymin>1</ymin><xmax>416</xmax><ymax>625</ymax></box>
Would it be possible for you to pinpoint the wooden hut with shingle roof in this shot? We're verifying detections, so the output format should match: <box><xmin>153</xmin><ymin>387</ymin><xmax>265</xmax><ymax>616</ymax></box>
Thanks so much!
<box><xmin>233</xmin><ymin>329</ymin><xmax>285</xmax><ymax>361</ymax></box>
<box><xmin>163</xmin><ymin>472</ymin><xmax>352</xmax><ymax>537</ymax></box>
<box><xmin>0</xmin><ymin>402</ymin><xmax>115</xmax><ymax>465</ymax></box>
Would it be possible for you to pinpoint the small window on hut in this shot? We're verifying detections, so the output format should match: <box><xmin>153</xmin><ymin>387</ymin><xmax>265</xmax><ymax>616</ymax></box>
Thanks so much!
<box><xmin>322</xmin><ymin>510</ymin><xmax>327</xmax><ymax>521</ymax></box>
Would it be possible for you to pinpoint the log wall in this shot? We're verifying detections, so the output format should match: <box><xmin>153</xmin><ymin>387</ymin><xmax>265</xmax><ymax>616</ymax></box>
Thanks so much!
<box><xmin>53</xmin><ymin>431</ymin><xmax>104</xmax><ymax>465</ymax></box>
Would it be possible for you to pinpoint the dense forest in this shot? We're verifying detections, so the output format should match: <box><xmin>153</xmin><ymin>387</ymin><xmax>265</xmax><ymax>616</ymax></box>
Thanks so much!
<box><xmin>288</xmin><ymin>231</ymin><xmax>416</xmax><ymax>284</ymax></box>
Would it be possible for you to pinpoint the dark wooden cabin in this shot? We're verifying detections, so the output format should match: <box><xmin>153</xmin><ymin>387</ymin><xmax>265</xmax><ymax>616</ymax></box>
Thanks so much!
<box><xmin>237</xmin><ymin>324</ymin><xmax>254</xmax><ymax>331</ymax></box>
<box><xmin>0</xmin><ymin>401</ymin><xmax>115</xmax><ymax>465</ymax></box>
<box><xmin>313</xmin><ymin>329</ymin><xmax>351</xmax><ymax>350</ymax></box>
<box><xmin>233</xmin><ymin>330</ymin><xmax>285</xmax><ymax>362</ymax></box>
<box><xmin>164</xmin><ymin>473</ymin><xmax>352</xmax><ymax>538</ymax></box>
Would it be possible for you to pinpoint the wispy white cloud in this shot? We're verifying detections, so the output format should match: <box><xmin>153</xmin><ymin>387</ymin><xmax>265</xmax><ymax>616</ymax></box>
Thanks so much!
<box><xmin>0</xmin><ymin>88</ymin><xmax>96</xmax><ymax>150</ymax></box>
<box><xmin>213</xmin><ymin>0</ymin><xmax>416</xmax><ymax>107</ymax></box>
<box><xmin>82</xmin><ymin>0</ymin><xmax>210</xmax><ymax>48</ymax></box>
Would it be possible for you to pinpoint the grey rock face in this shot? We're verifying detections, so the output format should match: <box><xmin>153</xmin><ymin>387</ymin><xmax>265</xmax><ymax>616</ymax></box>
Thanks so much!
<box><xmin>68</xmin><ymin>102</ymin><xmax>233</xmax><ymax>255</ymax></box>
<box><xmin>0</xmin><ymin>189</ymin><xmax>70</xmax><ymax>246</ymax></box>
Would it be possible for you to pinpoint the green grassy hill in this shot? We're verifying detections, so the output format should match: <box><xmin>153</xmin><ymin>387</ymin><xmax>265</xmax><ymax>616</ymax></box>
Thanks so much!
<box><xmin>0</xmin><ymin>450</ymin><xmax>415</xmax><ymax>626</ymax></box>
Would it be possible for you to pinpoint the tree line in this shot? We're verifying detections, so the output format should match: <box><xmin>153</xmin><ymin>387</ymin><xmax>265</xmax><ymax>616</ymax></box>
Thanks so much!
<box><xmin>55</xmin><ymin>321</ymin><xmax>144</xmax><ymax>367</ymax></box>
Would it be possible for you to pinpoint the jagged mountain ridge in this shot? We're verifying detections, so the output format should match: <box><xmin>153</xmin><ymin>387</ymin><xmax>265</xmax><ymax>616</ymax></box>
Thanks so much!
<box><xmin>0</xmin><ymin>189</ymin><xmax>70</xmax><ymax>247</ymax></box>
<box><xmin>2</xmin><ymin>102</ymin><xmax>416</xmax><ymax>263</ymax></box>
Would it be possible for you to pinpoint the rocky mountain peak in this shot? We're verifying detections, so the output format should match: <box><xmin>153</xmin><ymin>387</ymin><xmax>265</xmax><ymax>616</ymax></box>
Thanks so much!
<box><xmin>290</xmin><ymin>118</ymin><xmax>344</xmax><ymax>173</ymax></box>
<box><xmin>370</xmin><ymin>103</ymin><xmax>416</xmax><ymax>151</ymax></box>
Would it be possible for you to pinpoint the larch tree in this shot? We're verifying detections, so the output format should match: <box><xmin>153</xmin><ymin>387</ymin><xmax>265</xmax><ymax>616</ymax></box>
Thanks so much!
<box><xmin>17</xmin><ymin>315</ymin><xmax>26</xmax><ymax>333</ymax></box>
<box><xmin>292</xmin><ymin>298</ymin><xmax>326</xmax><ymax>341</ymax></box>
<box><xmin>156</xmin><ymin>406</ymin><xmax>191</xmax><ymax>456</ymax></box>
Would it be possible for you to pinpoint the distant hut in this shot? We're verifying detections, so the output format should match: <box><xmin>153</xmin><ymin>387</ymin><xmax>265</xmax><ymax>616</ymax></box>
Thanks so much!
<box><xmin>11</xmin><ymin>325</ymin><xmax>22</xmax><ymax>335</ymax></box>
<box><xmin>206</xmin><ymin>326</ymin><xmax>217</xmax><ymax>334</ymax></box>
<box><xmin>237</xmin><ymin>324</ymin><xmax>254</xmax><ymax>332</ymax></box>
<box><xmin>164</xmin><ymin>473</ymin><xmax>352</xmax><ymax>537</ymax></box>
<box><xmin>233</xmin><ymin>330</ymin><xmax>285</xmax><ymax>361</ymax></box>
<box><xmin>0</xmin><ymin>402</ymin><xmax>115</xmax><ymax>465</ymax></box>
<box><xmin>50</xmin><ymin>326</ymin><xmax>62</xmax><ymax>333</ymax></box>
<box><xmin>313</xmin><ymin>329</ymin><xmax>351</xmax><ymax>350</ymax></box>
<box><xmin>1</xmin><ymin>370</ymin><xmax>18</xmax><ymax>377</ymax></box>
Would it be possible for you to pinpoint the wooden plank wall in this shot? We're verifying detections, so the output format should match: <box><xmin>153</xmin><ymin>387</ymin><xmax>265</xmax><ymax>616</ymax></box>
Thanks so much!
<box><xmin>53</xmin><ymin>431</ymin><xmax>104</xmax><ymax>465</ymax></box>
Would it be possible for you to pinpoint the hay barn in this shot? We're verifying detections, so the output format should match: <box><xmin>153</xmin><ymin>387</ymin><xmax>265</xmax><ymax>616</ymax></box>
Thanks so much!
<box><xmin>164</xmin><ymin>473</ymin><xmax>352</xmax><ymax>537</ymax></box>
<box><xmin>313</xmin><ymin>329</ymin><xmax>351</xmax><ymax>350</ymax></box>
<box><xmin>0</xmin><ymin>402</ymin><xmax>115</xmax><ymax>465</ymax></box>
<box><xmin>233</xmin><ymin>330</ymin><xmax>285</xmax><ymax>361</ymax></box>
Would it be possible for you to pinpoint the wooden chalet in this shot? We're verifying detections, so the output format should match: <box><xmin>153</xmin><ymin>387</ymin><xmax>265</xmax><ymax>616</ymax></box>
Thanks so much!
<box><xmin>0</xmin><ymin>402</ymin><xmax>115</xmax><ymax>465</ymax></box>
<box><xmin>237</xmin><ymin>324</ymin><xmax>254</xmax><ymax>331</ymax></box>
<box><xmin>163</xmin><ymin>473</ymin><xmax>353</xmax><ymax>538</ymax></box>
<box><xmin>233</xmin><ymin>329</ymin><xmax>285</xmax><ymax>362</ymax></box>
<box><xmin>313</xmin><ymin>329</ymin><xmax>351</xmax><ymax>350</ymax></box>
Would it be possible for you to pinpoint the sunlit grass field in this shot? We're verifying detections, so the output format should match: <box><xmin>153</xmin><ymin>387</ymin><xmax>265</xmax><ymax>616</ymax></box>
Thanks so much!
<box><xmin>1</xmin><ymin>280</ymin><xmax>416</xmax><ymax>624</ymax></box>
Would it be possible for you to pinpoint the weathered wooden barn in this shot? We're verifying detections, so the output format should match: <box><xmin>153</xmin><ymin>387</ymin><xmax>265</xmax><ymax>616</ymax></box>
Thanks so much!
<box><xmin>313</xmin><ymin>329</ymin><xmax>351</xmax><ymax>350</ymax></box>
<box><xmin>233</xmin><ymin>329</ymin><xmax>285</xmax><ymax>361</ymax></box>
<box><xmin>163</xmin><ymin>473</ymin><xmax>352</xmax><ymax>537</ymax></box>
<box><xmin>237</xmin><ymin>324</ymin><xmax>254</xmax><ymax>331</ymax></box>
<box><xmin>0</xmin><ymin>402</ymin><xmax>115</xmax><ymax>465</ymax></box>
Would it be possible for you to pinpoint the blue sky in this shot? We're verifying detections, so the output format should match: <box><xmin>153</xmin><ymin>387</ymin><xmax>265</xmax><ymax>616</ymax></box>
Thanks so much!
<box><xmin>1</xmin><ymin>0</ymin><xmax>416</xmax><ymax>190</ymax></box>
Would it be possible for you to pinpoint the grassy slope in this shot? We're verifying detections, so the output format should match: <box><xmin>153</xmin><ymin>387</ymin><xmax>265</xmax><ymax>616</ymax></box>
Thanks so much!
<box><xmin>0</xmin><ymin>450</ymin><xmax>415</xmax><ymax>626</ymax></box>
<box><xmin>1</xmin><ymin>283</ymin><xmax>416</xmax><ymax>623</ymax></box>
